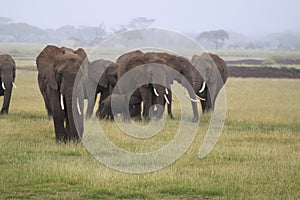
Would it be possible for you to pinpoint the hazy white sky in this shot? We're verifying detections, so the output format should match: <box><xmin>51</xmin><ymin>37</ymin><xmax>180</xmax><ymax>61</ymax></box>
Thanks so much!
<box><xmin>1</xmin><ymin>0</ymin><xmax>299</xmax><ymax>34</ymax></box>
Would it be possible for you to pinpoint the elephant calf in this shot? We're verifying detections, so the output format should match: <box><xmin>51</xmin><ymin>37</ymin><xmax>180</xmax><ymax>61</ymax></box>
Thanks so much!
<box><xmin>0</xmin><ymin>54</ymin><xmax>16</xmax><ymax>114</ymax></box>
<box><xmin>99</xmin><ymin>93</ymin><xmax>142</xmax><ymax>120</ymax></box>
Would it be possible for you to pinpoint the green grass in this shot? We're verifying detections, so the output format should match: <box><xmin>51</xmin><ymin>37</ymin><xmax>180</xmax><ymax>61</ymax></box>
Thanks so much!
<box><xmin>0</xmin><ymin>70</ymin><xmax>299</xmax><ymax>199</ymax></box>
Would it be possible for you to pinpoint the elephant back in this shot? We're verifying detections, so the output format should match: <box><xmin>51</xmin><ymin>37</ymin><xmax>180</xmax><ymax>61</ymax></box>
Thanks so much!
<box><xmin>117</xmin><ymin>50</ymin><xmax>145</xmax><ymax>79</ymax></box>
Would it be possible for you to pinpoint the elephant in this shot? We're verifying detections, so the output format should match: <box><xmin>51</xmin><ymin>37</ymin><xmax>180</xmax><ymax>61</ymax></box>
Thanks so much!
<box><xmin>151</xmin><ymin>87</ymin><xmax>174</xmax><ymax>119</ymax></box>
<box><xmin>84</xmin><ymin>59</ymin><xmax>118</xmax><ymax>119</ymax></box>
<box><xmin>191</xmin><ymin>52</ymin><xmax>228</xmax><ymax>112</ymax></box>
<box><xmin>116</xmin><ymin>50</ymin><xmax>172</xmax><ymax>120</ymax></box>
<box><xmin>144</xmin><ymin>52</ymin><xmax>200</xmax><ymax>122</ymax></box>
<box><xmin>36</xmin><ymin>45</ymin><xmax>88</xmax><ymax>142</ymax></box>
<box><xmin>98</xmin><ymin>93</ymin><xmax>142</xmax><ymax>120</ymax></box>
<box><xmin>0</xmin><ymin>54</ymin><xmax>16</xmax><ymax>114</ymax></box>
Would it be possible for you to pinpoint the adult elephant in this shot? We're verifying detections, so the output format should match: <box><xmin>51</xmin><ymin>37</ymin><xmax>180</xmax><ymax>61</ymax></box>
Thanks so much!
<box><xmin>144</xmin><ymin>52</ymin><xmax>200</xmax><ymax>122</ymax></box>
<box><xmin>191</xmin><ymin>52</ymin><xmax>228</xmax><ymax>112</ymax></box>
<box><xmin>0</xmin><ymin>54</ymin><xmax>16</xmax><ymax>114</ymax></box>
<box><xmin>37</xmin><ymin>45</ymin><xmax>88</xmax><ymax>142</ymax></box>
<box><xmin>84</xmin><ymin>59</ymin><xmax>118</xmax><ymax>118</ymax></box>
<box><xmin>116</xmin><ymin>50</ymin><xmax>171</xmax><ymax>120</ymax></box>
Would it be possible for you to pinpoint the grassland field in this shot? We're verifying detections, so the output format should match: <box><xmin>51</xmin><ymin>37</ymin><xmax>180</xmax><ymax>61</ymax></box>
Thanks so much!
<box><xmin>0</xmin><ymin>44</ymin><xmax>299</xmax><ymax>199</ymax></box>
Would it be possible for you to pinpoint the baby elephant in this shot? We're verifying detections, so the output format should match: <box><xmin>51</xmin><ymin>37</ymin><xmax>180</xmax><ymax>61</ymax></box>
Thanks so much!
<box><xmin>98</xmin><ymin>93</ymin><xmax>141</xmax><ymax>120</ymax></box>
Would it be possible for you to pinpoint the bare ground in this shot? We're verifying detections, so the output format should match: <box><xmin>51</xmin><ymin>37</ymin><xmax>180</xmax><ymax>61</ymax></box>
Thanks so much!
<box><xmin>228</xmin><ymin>66</ymin><xmax>300</xmax><ymax>79</ymax></box>
<box><xmin>226</xmin><ymin>59</ymin><xmax>300</xmax><ymax>79</ymax></box>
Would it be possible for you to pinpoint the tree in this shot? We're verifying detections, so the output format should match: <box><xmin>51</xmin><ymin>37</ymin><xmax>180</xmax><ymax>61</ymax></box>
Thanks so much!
<box><xmin>0</xmin><ymin>23</ymin><xmax>46</xmax><ymax>42</ymax></box>
<box><xmin>90</xmin><ymin>23</ymin><xmax>107</xmax><ymax>45</ymax></box>
<box><xmin>127</xmin><ymin>17</ymin><xmax>155</xmax><ymax>29</ymax></box>
<box><xmin>197</xmin><ymin>29</ymin><xmax>229</xmax><ymax>49</ymax></box>
<box><xmin>0</xmin><ymin>17</ymin><xmax>12</xmax><ymax>24</ymax></box>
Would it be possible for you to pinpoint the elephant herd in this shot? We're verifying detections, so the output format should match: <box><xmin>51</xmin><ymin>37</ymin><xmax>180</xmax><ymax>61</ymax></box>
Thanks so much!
<box><xmin>0</xmin><ymin>45</ymin><xmax>228</xmax><ymax>143</ymax></box>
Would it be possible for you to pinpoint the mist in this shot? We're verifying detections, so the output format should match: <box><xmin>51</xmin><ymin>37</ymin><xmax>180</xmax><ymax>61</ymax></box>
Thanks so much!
<box><xmin>1</xmin><ymin>0</ymin><xmax>299</xmax><ymax>35</ymax></box>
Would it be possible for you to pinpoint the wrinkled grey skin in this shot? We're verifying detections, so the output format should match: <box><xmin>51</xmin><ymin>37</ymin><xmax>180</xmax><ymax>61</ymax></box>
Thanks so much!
<box><xmin>117</xmin><ymin>50</ymin><xmax>171</xmax><ymax>121</ymax></box>
<box><xmin>0</xmin><ymin>54</ymin><xmax>16</xmax><ymax>114</ymax></box>
<box><xmin>191</xmin><ymin>53</ymin><xmax>228</xmax><ymax>112</ymax></box>
<box><xmin>37</xmin><ymin>45</ymin><xmax>88</xmax><ymax>142</ymax></box>
<box><xmin>84</xmin><ymin>59</ymin><xmax>118</xmax><ymax>119</ymax></box>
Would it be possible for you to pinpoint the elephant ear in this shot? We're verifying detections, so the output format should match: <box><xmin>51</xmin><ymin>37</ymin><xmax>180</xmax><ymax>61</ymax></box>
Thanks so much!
<box><xmin>209</xmin><ymin>53</ymin><xmax>224</xmax><ymax>71</ymax></box>
<box><xmin>88</xmin><ymin>59</ymin><xmax>110</xmax><ymax>88</ymax></box>
<box><xmin>11</xmin><ymin>56</ymin><xmax>16</xmax><ymax>81</ymax></box>
<box><xmin>75</xmin><ymin>48</ymin><xmax>89</xmax><ymax>77</ymax></box>
<box><xmin>75</xmin><ymin>48</ymin><xmax>87</xmax><ymax>60</ymax></box>
<box><xmin>36</xmin><ymin>45</ymin><xmax>60</xmax><ymax>90</ymax></box>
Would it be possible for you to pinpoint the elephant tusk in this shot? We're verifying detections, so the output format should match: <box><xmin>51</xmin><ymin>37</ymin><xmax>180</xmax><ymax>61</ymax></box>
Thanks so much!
<box><xmin>60</xmin><ymin>95</ymin><xmax>64</xmax><ymax>110</ymax></box>
<box><xmin>12</xmin><ymin>82</ymin><xmax>17</xmax><ymax>88</ymax></box>
<box><xmin>165</xmin><ymin>88</ymin><xmax>169</xmax><ymax>95</ymax></box>
<box><xmin>184</xmin><ymin>92</ymin><xmax>199</xmax><ymax>103</ymax></box>
<box><xmin>77</xmin><ymin>98</ymin><xmax>82</xmax><ymax>115</ymax></box>
<box><xmin>153</xmin><ymin>88</ymin><xmax>159</xmax><ymax>97</ymax></box>
<box><xmin>196</xmin><ymin>95</ymin><xmax>206</xmax><ymax>101</ymax></box>
<box><xmin>199</xmin><ymin>81</ymin><xmax>206</xmax><ymax>93</ymax></box>
<box><xmin>1</xmin><ymin>82</ymin><xmax>6</xmax><ymax>90</ymax></box>
<box><xmin>164</xmin><ymin>94</ymin><xmax>170</xmax><ymax>104</ymax></box>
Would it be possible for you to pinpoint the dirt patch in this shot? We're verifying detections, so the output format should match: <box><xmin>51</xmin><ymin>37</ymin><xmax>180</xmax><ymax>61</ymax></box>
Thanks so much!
<box><xmin>228</xmin><ymin>66</ymin><xmax>300</xmax><ymax>79</ymax></box>
<box><xmin>273</xmin><ymin>59</ymin><xmax>300</xmax><ymax>65</ymax></box>
<box><xmin>226</xmin><ymin>59</ymin><xmax>264</xmax><ymax>65</ymax></box>
<box><xmin>226</xmin><ymin>58</ymin><xmax>300</xmax><ymax>65</ymax></box>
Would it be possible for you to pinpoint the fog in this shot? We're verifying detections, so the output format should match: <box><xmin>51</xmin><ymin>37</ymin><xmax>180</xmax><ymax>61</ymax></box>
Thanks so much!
<box><xmin>2</xmin><ymin>0</ymin><xmax>299</xmax><ymax>35</ymax></box>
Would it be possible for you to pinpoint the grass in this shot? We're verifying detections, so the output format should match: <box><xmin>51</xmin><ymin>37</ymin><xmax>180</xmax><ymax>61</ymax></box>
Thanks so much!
<box><xmin>0</xmin><ymin>69</ymin><xmax>299</xmax><ymax>199</ymax></box>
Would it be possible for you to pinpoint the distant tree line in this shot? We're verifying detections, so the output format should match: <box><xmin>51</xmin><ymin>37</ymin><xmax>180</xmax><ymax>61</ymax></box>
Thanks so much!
<box><xmin>0</xmin><ymin>17</ymin><xmax>156</xmax><ymax>45</ymax></box>
<box><xmin>196</xmin><ymin>29</ymin><xmax>300</xmax><ymax>50</ymax></box>
<box><xmin>1</xmin><ymin>17</ymin><xmax>300</xmax><ymax>50</ymax></box>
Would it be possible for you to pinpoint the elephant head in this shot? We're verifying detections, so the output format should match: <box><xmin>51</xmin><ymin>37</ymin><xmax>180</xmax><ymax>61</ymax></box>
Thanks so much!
<box><xmin>36</xmin><ymin>45</ymin><xmax>87</xmax><ymax>142</ymax></box>
<box><xmin>0</xmin><ymin>54</ymin><xmax>16</xmax><ymax>114</ymax></box>
<box><xmin>191</xmin><ymin>52</ymin><xmax>228</xmax><ymax>112</ymax></box>
<box><xmin>144</xmin><ymin>57</ymin><xmax>172</xmax><ymax>119</ymax></box>
<box><xmin>145</xmin><ymin>52</ymin><xmax>199</xmax><ymax>122</ymax></box>
<box><xmin>85</xmin><ymin>59</ymin><xmax>118</xmax><ymax>118</ymax></box>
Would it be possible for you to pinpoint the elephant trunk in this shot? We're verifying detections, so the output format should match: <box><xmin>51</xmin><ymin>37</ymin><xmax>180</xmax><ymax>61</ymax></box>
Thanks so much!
<box><xmin>181</xmin><ymin>77</ymin><xmax>199</xmax><ymax>122</ymax></box>
<box><xmin>192</xmin><ymin>71</ymin><xmax>206</xmax><ymax>99</ymax></box>
<box><xmin>64</xmin><ymin>90</ymin><xmax>83</xmax><ymax>142</ymax></box>
<box><xmin>152</xmin><ymin>84</ymin><xmax>168</xmax><ymax>119</ymax></box>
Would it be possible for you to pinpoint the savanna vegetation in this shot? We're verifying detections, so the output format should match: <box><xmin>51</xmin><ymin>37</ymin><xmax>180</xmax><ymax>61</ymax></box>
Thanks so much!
<box><xmin>0</xmin><ymin>54</ymin><xmax>299</xmax><ymax>199</ymax></box>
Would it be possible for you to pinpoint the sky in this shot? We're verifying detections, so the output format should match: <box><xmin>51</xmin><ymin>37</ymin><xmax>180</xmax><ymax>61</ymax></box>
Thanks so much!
<box><xmin>1</xmin><ymin>0</ymin><xmax>299</xmax><ymax>35</ymax></box>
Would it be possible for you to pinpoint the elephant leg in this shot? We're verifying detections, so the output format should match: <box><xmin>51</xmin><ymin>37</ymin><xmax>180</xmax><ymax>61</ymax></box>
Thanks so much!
<box><xmin>167</xmin><ymin>91</ymin><xmax>174</xmax><ymax>119</ymax></box>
